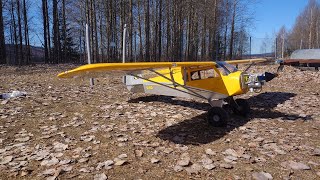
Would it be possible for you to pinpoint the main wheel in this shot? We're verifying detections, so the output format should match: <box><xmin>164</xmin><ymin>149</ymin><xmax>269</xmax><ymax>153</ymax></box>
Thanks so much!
<box><xmin>233</xmin><ymin>99</ymin><xmax>250</xmax><ymax>117</ymax></box>
<box><xmin>207</xmin><ymin>107</ymin><xmax>229</xmax><ymax>127</ymax></box>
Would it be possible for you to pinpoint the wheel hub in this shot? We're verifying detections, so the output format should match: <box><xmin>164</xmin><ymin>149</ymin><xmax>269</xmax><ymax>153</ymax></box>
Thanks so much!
<box><xmin>213</xmin><ymin>115</ymin><xmax>220</xmax><ymax>122</ymax></box>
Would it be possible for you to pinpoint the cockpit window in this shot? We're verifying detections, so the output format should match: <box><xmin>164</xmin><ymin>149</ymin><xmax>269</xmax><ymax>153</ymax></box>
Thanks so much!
<box><xmin>215</xmin><ymin>62</ymin><xmax>238</xmax><ymax>76</ymax></box>
<box><xmin>191</xmin><ymin>71</ymin><xmax>200</xmax><ymax>80</ymax></box>
<box><xmin>190</xmin><ymin>69</ymin><xmax>218</xmax><ymax>81</ymax></box>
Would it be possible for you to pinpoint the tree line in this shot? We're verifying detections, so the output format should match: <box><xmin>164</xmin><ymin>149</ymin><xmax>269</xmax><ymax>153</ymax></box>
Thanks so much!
<box><xmin>276</xmin><ymin>0</ymin><xmax>320</xmax><ymax>57</ymax></box>
<box><xmin>0</xmin><ymin>0</ymin><xmax>255</xmax><ymax>65</ymax></box>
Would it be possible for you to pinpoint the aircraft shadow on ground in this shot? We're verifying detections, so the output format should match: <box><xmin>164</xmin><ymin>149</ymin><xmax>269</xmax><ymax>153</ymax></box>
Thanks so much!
<box><xmin>128</xmin><ymin>92</ymin><xmax>312</xmax><ymax>145</ymax></box>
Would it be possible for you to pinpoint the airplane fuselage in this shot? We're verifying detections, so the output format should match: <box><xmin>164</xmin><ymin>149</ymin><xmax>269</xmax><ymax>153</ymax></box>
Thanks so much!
<box><xmin>124</xmin><ymin>62</ymin><xmax>250</xmax><ymax>101</ymax></box>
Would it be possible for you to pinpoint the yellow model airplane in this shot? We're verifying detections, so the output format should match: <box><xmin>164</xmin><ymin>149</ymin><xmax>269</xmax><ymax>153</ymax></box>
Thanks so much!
<box><xmin>58</xmin><ymin>59</ymin><xmax>278</xmax><ymax>127</ymax></box>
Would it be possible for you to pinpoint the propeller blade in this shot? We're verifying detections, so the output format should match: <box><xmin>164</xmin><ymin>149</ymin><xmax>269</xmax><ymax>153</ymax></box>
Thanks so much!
<box><xmin>264</xmin><ymin>72</ymin><xmax>278</xmax><ymax>82</ymax></box>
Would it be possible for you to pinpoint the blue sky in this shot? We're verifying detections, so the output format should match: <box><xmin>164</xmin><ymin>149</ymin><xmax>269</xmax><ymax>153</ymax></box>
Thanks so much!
<box><xmin>250</xmin><ymin>0</ymin><xmax>309</xmax><ymax>53</ymax></box>
<box><xmin>252</xmin><ymin>0</ymin><xmax>308</xmax><ymax>38</ymax></box>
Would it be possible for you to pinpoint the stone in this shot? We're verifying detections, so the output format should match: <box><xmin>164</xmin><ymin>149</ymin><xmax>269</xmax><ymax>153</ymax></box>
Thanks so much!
<box><xmin>59</xmin><ymin>159</ymin><xmax>71</xmax><ymax>165</ymax></box>
<box><xmin>0</xmin><ymin>156</ymin><xmax>13</xmax><ymax>165</ymax></box>
<box><xmin>114</xmin><ymin>158</ymin><xmax>127</xmax><ymax>166</ymax></box>
<box><xmin>220</xmin><ymin>163</ymin><xmax>233</xmax><ymax>169</ymax></box>
<box><xmin>41</xmin><ymin>158</ymin><xmax>59</xmax><ymax>166</ymax></box>
<box><xmin>104</xmin><ymin>160</ymin><xmax>114</xmax><ymax>166</ymax></box>
<box><xmin>151</xmin><ymin>158</ymin><xmax>160</xmax><ymax>164</ymax></box>
<box><xmin>135</xmin><ymin>150</ymin><xmax>143</xmax><ymax>157</ymax></box>
<box><xmin>83</xmin><ymin>153</ymin><xmax>92</xmax><ymax>158</ymax></box>
<box><xmin>224</xmin><ymin>148</ymin><xmax>239</xmax><ymax>157</ymax></box>
<box><xmin>81</xmin><ymin>135</ymin><xmax>95</xmax><ymax>142</ymax></box>
<box><xmin>311</xmin><ymin>148</ymin><xmax>320</xmax><ymax>156</ymax></box>
<box><xmin>274</xmin><ymin>149</ymin><xmax>286</xmax><ymax>155</ymax></box>
<box><xmin>35</xmin><ymin>150</ymin><xmax>50</xmax><ymax>161</ymax></box>
<box><xmin>96</xmin><ymin>160</ymin><xmax>114</xmax><ymax>170</ymax></box>
<box><xmin>185</xmin><ymin>163</ymin><xmax>202</xmax><ymax>175</ymax></box>
<box><xmin>42</xmin><ymin>169</ymin><xmax>56</xmax><ymax>176</ymax></box>
<box><xmin>254</xmin><ymin>157</ymin><xmax>267</xmax><ymax>163</ymax></box>
<box><xmin>20</xmin><ymin>170</ymin><xmax>30</xmax><ymax>177</ymax></box>
<box><xmin>79</xmin><ymin>168</ymin><xmax>91</xmax><ymax>173</ymax></box>
<box><xmin>78</xmin><ymin>158</ymin><xmax>89</xmax><ymax>163</ymax></box>
<box><xmin>254</xmin><ymin>137</ymin><xmax>265</xmax><ymax>142</ymax></box>
<box><xmin>118</xmin><ymin>154</ymin><xmax>128</xmax><ymax>159</ymax></box>
<box><xmin>177</xmin><ymin>153</ymin><xmax>190</xmax><ymax>167</ymax></box>
<box><xmin>224</xmin><ymin>156</ymin><xmax>238</xmax><ymax>163</ymax></box>
<box><xmin>205</xmin><ymin>149</ymin><xmax>216</xmax><ymax>156</ymax></box>
<box><xmin>61</xmin><ymin>165</ymin><xmax>73</xmax><ymax>172</ymax></box>
<box><xmin>281</xmin><ymin>161</ymin><xmax>311</xmax><ymax>170</ymax></box>
<box><xmin>53</xmin><ymin>142</ymin><xmax>68</xmax><ymax>152</ymax></box>
<box><xmin>117</xmin><ymin>137</ymin><xmax>128</xmax><ymax>142</ymax></box>
<box><xmin>94</xmin><ymin>173</ymin><xmax>108</xmax><ymax>180</ymax></box>
<box><xmin>203</xmin><ymin>164</ymin><xmax>216</xmax><ymax>170</ymax></box>
<box><xmin>252</xmin><ymin>172</ymin><xmax>273</xmax><ymax>180</ymax></box>
<box><xmin>15</xmin><ymin>137</ymin><xmax>30</xmax><ymax>142</ymax></box>
<box><xmin>201</xmin><ymin>156</ymin><xmax>213</xmax><ymax>165</ymax></box>
<box><xmin>177</xmin><ymin>159</ymin><xmax>190</xmax><ymax>167</ymax></box>
<box><xmin>46</xmin><ymin>176</ymin><xmax>57</xmax><ymax>180</ymax></box>
<box><xmin>163</xmin><ymin>148</ymin><xmax>173</xmax><ymax>154</ymax></box>
<box><xmin>248</xmin><ymin>142</ymin><xmax>259</xmax><ymax>148</ymax></box>
<box><xmin>173</xmin><ymin>165</ymin><xmax>183</xmax><ymax>172</ymax></box>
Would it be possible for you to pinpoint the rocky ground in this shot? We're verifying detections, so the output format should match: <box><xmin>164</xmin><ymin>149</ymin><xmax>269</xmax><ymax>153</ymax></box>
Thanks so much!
<box><xmin>0</xmin><ymin>64</ymin><xmax>319</xmax><ymax>180</ymax></box>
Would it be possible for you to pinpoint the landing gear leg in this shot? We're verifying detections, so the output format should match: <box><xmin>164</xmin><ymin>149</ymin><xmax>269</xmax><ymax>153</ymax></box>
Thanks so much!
<box><xmin>226</xmin><ymin>97</ymin><xmax>250</xmax><ymax>117</ymax></box>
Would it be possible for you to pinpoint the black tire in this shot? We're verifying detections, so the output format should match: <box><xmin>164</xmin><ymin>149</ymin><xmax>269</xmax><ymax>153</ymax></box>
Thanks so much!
<box><xmin>222</xmin><ymin>104</ymin><xmax>233</xmax><ymax>114</ymax></box>
<box><xmin>233</xmin><ymin>99</ymin><xmax>250</xmax><ymax>117</ymax></box>
<box><xmin>207</xmin><ymin>107</ymin><xmax>229</xmax><ymax>127</ymax></box>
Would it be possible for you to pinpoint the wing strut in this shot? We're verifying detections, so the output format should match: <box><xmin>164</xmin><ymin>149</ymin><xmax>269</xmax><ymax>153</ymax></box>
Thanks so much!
<box><xmin>244</xmin><ymin>62</ymin><xmax>255</xmax><ymax>72</ymax></box>
<box><xmin>128</xmin><ymin>72</ymin><xmax>206</xmax><ymax>100</ymax></box>
<box><xmin>128</xmin><ymin>73</ymin><xmax>205</xmax><ymax>99</ymax></box>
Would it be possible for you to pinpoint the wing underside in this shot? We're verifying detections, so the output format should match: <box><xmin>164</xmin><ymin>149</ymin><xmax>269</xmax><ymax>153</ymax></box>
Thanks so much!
<box><xmin>57</xmin><ymin>58</ymin><xmax>266</xmax><ymax>79</ymax></box>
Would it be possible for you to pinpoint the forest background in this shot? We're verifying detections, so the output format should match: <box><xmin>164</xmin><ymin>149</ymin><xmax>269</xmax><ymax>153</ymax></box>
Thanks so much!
<box><xmin>0</xmin><ymin>0</ymin><xmax>319</xmax><ymax>65</ymax></box>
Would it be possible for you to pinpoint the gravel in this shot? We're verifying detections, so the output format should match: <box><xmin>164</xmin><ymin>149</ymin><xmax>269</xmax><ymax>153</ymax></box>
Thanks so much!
<box><xmin>0</xmin><ymin>64</ymin><xmax>319</xmax><ymax>179</ymax></box>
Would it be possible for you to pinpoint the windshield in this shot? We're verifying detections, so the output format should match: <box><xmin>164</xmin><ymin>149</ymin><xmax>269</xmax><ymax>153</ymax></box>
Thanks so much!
<box><xmin>215</xmin><ymin>61</ymin><xmax>238</xmax><ymax>76</ymax></box>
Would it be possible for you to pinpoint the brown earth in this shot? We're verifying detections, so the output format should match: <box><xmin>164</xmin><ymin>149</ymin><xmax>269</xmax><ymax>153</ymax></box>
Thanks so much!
<box><xmin>0</xmin><ymin>64</ymin><xmax>319</xmax><ymax>180</ymax></box>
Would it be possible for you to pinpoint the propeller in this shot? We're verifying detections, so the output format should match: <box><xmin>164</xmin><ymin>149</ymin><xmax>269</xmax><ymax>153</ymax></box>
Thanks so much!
<box><xmin>243</xmin><ymin>59</ymin><xmax>284</xmax><ymax>93</ymax></box>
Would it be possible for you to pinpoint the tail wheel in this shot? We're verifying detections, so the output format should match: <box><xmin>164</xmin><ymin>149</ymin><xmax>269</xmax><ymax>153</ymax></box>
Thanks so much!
<box><xmin>207</xmin><ymin>107</ymin><xmax>229</xmax><ymax>127</ymax></box>
<box><xmin>233</xmin><ymin>99</ymin><xmax>250</xmax><ymax>117</ymax></box>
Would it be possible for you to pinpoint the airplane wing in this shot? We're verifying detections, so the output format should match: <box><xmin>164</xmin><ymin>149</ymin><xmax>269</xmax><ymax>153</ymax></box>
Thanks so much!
<box><xmin>225</xmin><ymin>58</ymin><xmax>267</xmax><ymax>65</ymax></box>
<box><xmin>57</xmin><ymin>58</ymin><xmax>266</xmax><ymax>78</ymax></box>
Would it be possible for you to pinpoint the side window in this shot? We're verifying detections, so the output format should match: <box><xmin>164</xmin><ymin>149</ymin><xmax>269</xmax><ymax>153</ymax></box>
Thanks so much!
<box><xmin>190</xmin><ymin>69</ymin><xmax>218</xmax><ymax>81</ymax></box>
<box><xmin>200</xmin><ymin>69</ymin><xmax>216</xmax><ymax>79</ymax></box>
<box><xmin>191</xmin><ymin>71</ymin><xmax>200</xmax><ymax>80</ymax></box>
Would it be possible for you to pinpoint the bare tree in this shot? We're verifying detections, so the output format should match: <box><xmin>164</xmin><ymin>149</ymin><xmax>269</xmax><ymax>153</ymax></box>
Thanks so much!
<box><xmin>1</xmin><ymin>0</ymin><xmax>257</xmax><ymax>65</ymax></box>
<box><xmin>0</xmin><ymin>0</ymin><xmax>6</xmax><ymax>64</ymax></box>
<box><xmin>144</xmin><ymin>0</ymin><xmax>150</xmax><ymax>62</ymax></box>
<box><xmin>53</xmin><ymin>0</ymin><xmax>61</xmax><ymax>63</ymax></box>
<box><xmin>17</xmin><ymin>0</ymin><xmax>23</xmax><ymax>65</ymax></box>
<box><xmin>285</xmin><ymin>0</ymin><xmax>320</xmax><ymax>52</ymax></box>
<box><xmin>22</xmin><ymin>0</ymin><xmax>30</xmax><ymax>64</ymax></box>
<box><xmin>42</xmin><ymin>0</ymin><xmax>49</xmax><ymax>63</ymax></box>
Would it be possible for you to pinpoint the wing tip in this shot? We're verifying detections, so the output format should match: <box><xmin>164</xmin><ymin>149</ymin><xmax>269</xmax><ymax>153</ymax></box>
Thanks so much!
<box><xmin>57</xmin><ymin>71</ymin><xmax>68</xmax><ymax>78</ymax></box>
